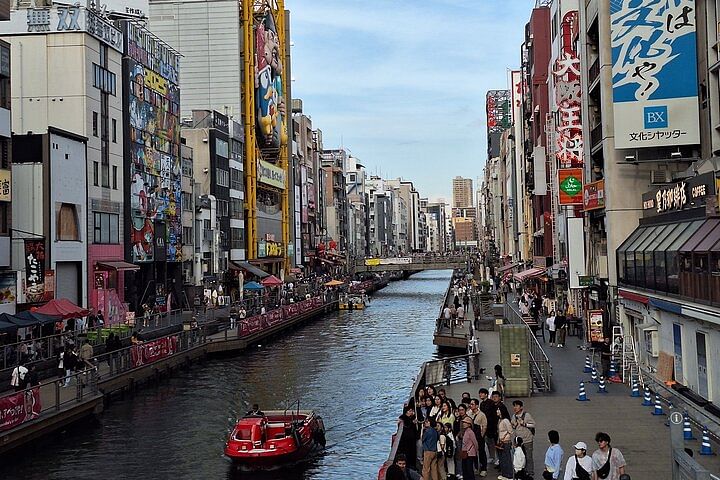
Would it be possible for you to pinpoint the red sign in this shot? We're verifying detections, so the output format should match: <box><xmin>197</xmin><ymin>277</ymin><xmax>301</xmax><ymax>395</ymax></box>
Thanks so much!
<box><xmin>0</xmin><ymin>387</ymin><xmax>42</xmax><ymax>431</ymax></box>
<box><xmin>43</xmin><ymin>270</ymin><xmax>55</xmax><ymax>302</ymax></box>
<box><xmin>131</xmin><ymin>336</ymin><xmax>178</xmax><ymax>368</ymax></box>
<box><xmin>583</xmin><ymin>179</ymin><xmax>605</xmax><ymax>211</ymax></box>
<box><xmin>558</xmin><ymin>168</ymin><xmax>584</xmax><ymax>205</ymax></box>
<box><xmin>24</xmin><ymin>239</ymin><xmax>46</xmax><ymax>303</ymax></box>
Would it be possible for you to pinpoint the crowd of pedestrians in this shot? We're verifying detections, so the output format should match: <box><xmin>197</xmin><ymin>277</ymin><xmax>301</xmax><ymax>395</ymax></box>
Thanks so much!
<box><xmin>391</xmin><ymin>385</ymin><xmax>628</xmax><ymax>480</ymax></box>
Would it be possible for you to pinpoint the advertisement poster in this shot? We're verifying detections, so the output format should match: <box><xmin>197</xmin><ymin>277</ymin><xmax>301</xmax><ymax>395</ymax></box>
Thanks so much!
<box><xmin>42</xmin><ymin>270</ymin><xmax>55</xmax><ymax>302</ymax></box>
<box><xmin>588</xmin><ymin>309</ymin><xmax>605</xmax><ymax>343</ymax></box>
<box><xmin>611</xmin><ymin>0</ymin><xmax>700</xmax><ymax>148</ymax></box>
<box><xmin>0</xmin><ymin>387</ymin><xmax>42</xmax><ymax>431</ymax></box>
<box><xmin>23</xmin><ymin>239</ymin><xmax>45</xmax><ymax>303</ymax></box>
<box><xmin>126</xmin><ymin>21</ymin><xmax>182</xmax><ymax>263</ymax></box>
<box><xmin>255</xmin><ymin>9</ymin><xmax>287</xmax><ymax>150</ymax></box>
<box><xmin>558</xmin><ymin>168</ymin><xmax>584</xmax><ymax>205</ymax></box>
<box><xmin>0</xmin><ymin>271</ymin><xmax>16</xmax><ymax>305</ymax></box>
<box><xmin>583</xmin><ymin>180</ymin><xmax>605</xmax><ymax>211</ymax></box>
<box><xmin>130</xmin><ymin>335</ymin><xmax>178</xmax><ymax>368</ymax></box>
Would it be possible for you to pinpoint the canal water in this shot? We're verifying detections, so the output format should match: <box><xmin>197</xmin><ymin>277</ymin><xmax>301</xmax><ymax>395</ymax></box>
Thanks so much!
<box><xmin>2</xmin><ymin>270</ymin><xmax>449</xmax><ymax>480</ymax></box>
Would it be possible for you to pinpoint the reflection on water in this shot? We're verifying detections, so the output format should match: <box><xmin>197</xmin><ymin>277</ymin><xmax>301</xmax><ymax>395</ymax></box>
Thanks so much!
<box><xmin>1</xmin><ymin>271</ymin><xmax>450</xmax><ymax>480</ymax></box>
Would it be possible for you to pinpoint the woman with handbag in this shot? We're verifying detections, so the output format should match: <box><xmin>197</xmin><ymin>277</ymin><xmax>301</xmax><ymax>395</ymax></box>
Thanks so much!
<box><xmin>460</xmin><ymin>417</ymin><xmax>479</xmax><ymax>480</ymax></box>
<box><xmin>497</xmin><ymin>407</ymin><xmax>514</xmax><ymax>480</ymax></box>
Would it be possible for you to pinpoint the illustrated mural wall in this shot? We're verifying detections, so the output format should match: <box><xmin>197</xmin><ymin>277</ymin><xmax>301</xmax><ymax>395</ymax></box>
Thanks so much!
<box><xmin>254</xmin><ymin>9</ymin><xmax>287</xmax><ymax>152</ymax></box>
<box><xmin>126</xmin><ymin>22</ymin><xmax>181</xmax><ymax>263</ymax></box>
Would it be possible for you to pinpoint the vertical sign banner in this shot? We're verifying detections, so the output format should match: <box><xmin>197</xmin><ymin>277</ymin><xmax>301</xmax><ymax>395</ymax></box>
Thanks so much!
<box><xmin>558</xmin><ymin>168</ymin><xmax>584</xmax><ymax>205</ymax></box>
<box><xmin>23</xmin><ymin>239</ymin><xmax>45</xmax><ymax>303</ymax></box>
<box><xmin>43</xmin><ymin>270</ymin><xmax>55</xmax><ymax>302</ymax></box>
<box><xmin>0</xmin><ymin>271</ymin><xmax>16</xmax><ymax>305</ymax></box>
<box><xmin>588</xmin><ymin>309</ymin><xmax>605</xmax><ymax>343</ymax></box>
<box><xmin>611</xmin><ymin>0</ymin><xmax>700</xmax><ymax>148</ymax></box>
<box><xmin>553</xmin><ymin>11</ymin><xmax>583</xmax><ymax>168</ymax></box>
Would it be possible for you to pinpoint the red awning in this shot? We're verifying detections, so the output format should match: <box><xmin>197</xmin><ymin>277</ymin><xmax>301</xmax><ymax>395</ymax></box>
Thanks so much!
<box><xmin>35</xmin><ymin>298</ymin><xmax>91</xmax><ymax>319</ymax></box>
<box><xmin>513</xmin><ymin>267</ymin><xmax>546</xmax><ymax>282</ymax></box>
<box><xmin>261</xmin><ymin>275</ymin><xmax>283</xmax><ymax>287</ymax></box>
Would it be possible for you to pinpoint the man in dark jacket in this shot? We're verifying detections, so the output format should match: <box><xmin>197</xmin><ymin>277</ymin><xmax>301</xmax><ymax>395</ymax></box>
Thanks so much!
<box><xmin>397</xmin><ymin>404</ymin><xmax>419</xmax><ymax>470</ymax></box>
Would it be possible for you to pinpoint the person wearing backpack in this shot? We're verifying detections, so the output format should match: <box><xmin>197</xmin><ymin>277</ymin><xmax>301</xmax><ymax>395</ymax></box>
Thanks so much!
<box><xmin>591</xmin><ymin>432</ymin><xmax>625</xmax><ymax>480</ymax></box>
<box><xmin>511</xmin><ymin>400</ymin><xmax>536</xmax><ymax>478</ymax></box>
<box><xmin>563</xmin><ymin>441</ymin><xmax>592</xmax><ymax>480</ymax></box>
<box><xmin>441</xmin><ymin>422</ymin><xmax>456</xmax><ymax>479</ymax></box>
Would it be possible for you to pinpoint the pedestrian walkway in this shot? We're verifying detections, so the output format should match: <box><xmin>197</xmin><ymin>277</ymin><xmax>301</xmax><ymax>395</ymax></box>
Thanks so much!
<box><xmin>434</xmin><ymin>292</ymin><xmax>475</xmax><ymax>349</ymax></box>
<box><xmin>438</xmin><ymin>325</ymin><xmax>720</xmax><ymax>478</ymax></box>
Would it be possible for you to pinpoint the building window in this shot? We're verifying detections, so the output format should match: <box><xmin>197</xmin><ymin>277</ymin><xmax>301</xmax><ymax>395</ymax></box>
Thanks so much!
<box><xmin>230</xmin><ymin>168</ymin><xmax>243</xmax><ymax>191</ymax></box>
<box><xmin>215</xmin><ymin>138</ymin><xmax>229</xmax><ymax>158</ymax></box>
<box><xmin>93</xmin><ymin>212</ymin><xmax>119</xmax><ymax>244</ymax></box>
<box><xmin>231</xmin><ymin>227</ymin><xmax>244</xmax><ymax>249</ymax></box>
<box><xmin>112</xmin><ymin>119</ymin><xmax>117</xmax><ymax>143</ymax></box>
<box><xmin>230</xmin><ymin>198</ymin><xmax>243</xmax><ymax>220</ymax></box>
<box><xmin>217</xmin><ymin>169</ymin><xmax>229</xmax><ymax>187</ymax></box>
<box><xmin>92</xmin><ymin>112</ymin><xmax>98</xmax><ymax>137</ymax></box>
<box><xmin>182</xmin><ymin>157</ymin><xmax>193</xmax><ymax>177</ymax></box>
<box><xmin>102</xmin><ymin>163</ymin><xmax>109</xmax><ymax>188</ymax></box>
<box><xmin>218</xmin><ymin>199</ymin><xmax>229</xmax><ymax>217</ymax></box>
<box><xmin>112</xmin><ymin>165</ymin><xmax>117</xmax><ymax>190</ymax></box>
<box><xmin>57</xmin><ymin>203</ymin><xmax>80</xmax><ymax>241</ymax></box>
<box><xmin>182</xmin><ymin>226</ymin><xmax>193</xmax><ymax>245</ymax></box>
<box><xmin>93</xmin><ymin>161</ymin><xmax>99</xmax><ymax>186</ymax></box>
<box><xmin>93</xmin><ymin>63</ymin><xmax>116</xmax><ymax>96</ymax></box>
<box><xmin>182</xmin><ymin>192</ymin><xmax>192</xmax><ymax>211</ymax></box>
<box><xmin>0</xmin><ymin>203</ymin><xmax>9</xmax><ymax>235</ymax></box>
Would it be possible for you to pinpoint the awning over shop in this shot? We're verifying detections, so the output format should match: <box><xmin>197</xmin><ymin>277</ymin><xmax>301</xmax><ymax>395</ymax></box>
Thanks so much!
<box><xmin>14</xmin><ymin>310</ymin><xmax>60</xmax><ymax>325</ymax></box>
<box><xmin>513</xmin><ymin>267</ymin><xmax>546</xmax><ymax>282</ymax></box>
<box><xmin>96</xmin><ymin>260</ymin><xmax>140</xmax><ymax>271</ymax></box>
<box><xmin>0</xmin><ymin>319</ymin><xmax>17</xmax><ymax>335</ymax></box>
<box><xmin>496</xmin><ymin>262</ymin><xmax>522</xmax><ymax>274</ymax></box>
<box><xmin>35</xmin><ymin>299</ymin><xmax>90</xmax><ymax>319</ymax></box>
<box><xmin>230</xmin><ymin>261</ymin><xmax>270</xmax><ymax>279</ymax></box>
<box><xmin>680</xmin><ymin>218</ymin><xmax>720</xmax><ymax>253</ymax></box>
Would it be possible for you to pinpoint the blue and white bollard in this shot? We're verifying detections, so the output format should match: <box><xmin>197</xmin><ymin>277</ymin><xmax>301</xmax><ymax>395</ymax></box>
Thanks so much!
<box><xmin>590</xmin><ymin>365</ymin><xmax>599</xmax><ymax>384</ymax></box>
<box><xmin>608</xmin><ymin>361</ymin><xmax>617</xmax><ymax>378</ymax></box>
<box><xmin>630</xmin><ymin>378</ymin><xmax>640</xmax><ymax>397</ymax></box>
<box><xmin>642</xmin><ymin>386</ymin><xmax>653</xmax><ymax>406</ymax></box>
<box><xmin>684</xmin><ymin>412</ymin><xmax>695</xmax><ymax>440</ymax></box>
<box><xmin>597</xmin><ymin>376</ymin><xmax>608</xmax><ymax>394</ymax></box>
<box><xmin>652</xmin><ymin>394</ymin><xmax>664</xmax><ymax>416</ymax></box>
<box><xmin>577</xmin><ymin>381</ymin><xmax>590</xmax><ymax>401</ymax></box>
<box><xmin>584</xmin><ymin>355</ymin><xmax>592</xmax><ymax>373</ymax></box>
<box><xmin>700</xmin><ymin>427</ymin><xmax>714</xmax><ymax>455</ymax></box>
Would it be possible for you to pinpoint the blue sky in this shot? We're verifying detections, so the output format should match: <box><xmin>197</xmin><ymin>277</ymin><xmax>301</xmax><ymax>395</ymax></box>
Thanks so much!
<box><xmin>286</xmin><ymin>0</ymin><xmax>533</xmax><ymax>201</ymax></box>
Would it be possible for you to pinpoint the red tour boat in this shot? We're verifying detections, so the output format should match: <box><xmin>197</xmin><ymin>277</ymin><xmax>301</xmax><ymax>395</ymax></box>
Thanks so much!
<box><xmin>224</xmin><ymin>410</ymin><xmax>326</xmax><ymax>469</ymax></box>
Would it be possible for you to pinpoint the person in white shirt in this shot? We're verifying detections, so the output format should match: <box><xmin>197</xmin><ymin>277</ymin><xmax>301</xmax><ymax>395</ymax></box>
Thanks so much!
<box><xmin>563</xmin><ymin>441</ymin><xmax>593</xmax><ymax>480</ymax></box>
<box><xmin>457</xmin><ymin>305</ymin><xmax>465</xmax><ymax>324</ymax></box>
<box><xmin>443</xmin><ymin>306</ymin><xmax>451</xmax><ymax>327</ymax></box>
<box><xmin>512</xmin><ymin>436</ymin><xmax>527</xmax><ymax>480</ymax></box>
<box><xmin>546</xmin><ymin>311</ymin><xmax>557</xmax><ymax>346</ymax></box>
<box><xmin>10</xmin><ymin>364</ymin><xmax>28</xmax><ymax>392</ymax></box>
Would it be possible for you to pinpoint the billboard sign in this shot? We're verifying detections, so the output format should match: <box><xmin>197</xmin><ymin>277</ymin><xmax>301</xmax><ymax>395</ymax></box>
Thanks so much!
<box><xmin>23</xmin><ymin>239</ymin><xmax>45</xmax><ymax>303</ymax></box>
<box><xmin>126</xmin><ymin>22</ymin><xmax>182</xmax><ymax>263</ymax></box>
<box><xmin>553</xmin><ymin>11</ymin><xmax>583</xmax><ymax>168</ymax></box>
<box><xmin>641</xmin><ymin>171</ymin><xmax>715</xmax><ymax>217</ymax></box>
<box><xmin>258</xmin><ymin>159</ymin><xmax>285</xmax><ymax>189</ymax></box>
<box><xmin>558</xmin><ymin>168</ymin><xmax>583</xmax><ymax>205</ymax></box>
<box><xmin>610</xmin><ymin>0</ymin><xmax>700</xmax><ymax>148</ymax></box>
<box><xmin>255</xmin><ymin>9</ymin><xmax>287</xmax><ymax>150</ymax></box>
<box><xmin>583</xmin><ymin>179</ymin><xmax>605</xmax><ymax>211</ymax></box>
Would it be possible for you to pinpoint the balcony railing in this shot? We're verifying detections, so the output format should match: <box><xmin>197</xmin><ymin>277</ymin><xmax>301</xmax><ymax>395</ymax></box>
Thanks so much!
<box><xmin>591</xmin><ymin>123</ymin><xmax>603</xmax><ymax>149</ymax></box>
<box><xmin>588</xmin><ymin>57</ymin><xmax>600</xmax><ymax>87</ymax></box>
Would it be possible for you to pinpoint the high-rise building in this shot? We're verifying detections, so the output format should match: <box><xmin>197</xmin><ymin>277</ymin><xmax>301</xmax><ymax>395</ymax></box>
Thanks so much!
<box><xmin>452</xmin><ymin>176</ymin><xmax>473</xmax><ymax>208</ymax></box>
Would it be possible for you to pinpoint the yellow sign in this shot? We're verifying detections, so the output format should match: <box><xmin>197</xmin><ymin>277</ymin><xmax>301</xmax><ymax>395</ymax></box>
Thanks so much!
<box><xmin>265</xmin><ymin>241</ymin><xmax>283</xmax><ymax>257</ymax></box>
<box><xmin>364</xmin><ymin>258</ymin><xmax>381</xmax><ymax>266</ymax></box>
<box><xmin>258</xmin><ymin>160</ymin><xmax>286</xmax><ymax>189</ymax></box>
<box><xmin>0</xmin><ymin>169</ymin><xmax>10</xmax><ymax>202</ymax></box>
<box><xmin>144</xmin><ymin>68</ymin><xmax>167</xmax><ymax>95</ymax></box>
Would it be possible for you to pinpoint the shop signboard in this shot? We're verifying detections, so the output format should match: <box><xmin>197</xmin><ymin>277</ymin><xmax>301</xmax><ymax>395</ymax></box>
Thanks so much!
<box><xmin>610</xmin><ymin>0</ymin><xmax>700</xmax><ymax>148</ymax></box>
<box><xmin>0</xmin><ymin>169</ymin><xmax>11</xmax><ymax>202</ymax></box>
<box><xmin>558</xmin><ymin>168</ymin><xmax>583</xmax><ymax>205</ymax></box>
<box><xmin>0</xmin><ymin>271</ymin><xmax>15</xmax><ymax>305</ymax></box>
<box><xmin>583</xmin><ymin>179</ymin><xmax>605</xmax><ymax>211</ymax></box>
<box><xmin>578</xmin><ymin>275</ymin><xmax>594</xmax><ymax>287</ymax></box>
<box><xmin>588</xmin><ymin>309</ymin><xmax>604</xmax><ymax>343</ymax></box>
<box><xmin>257</xmin><ymin>160</ymin><xmax>285</xmax><ymax>189</ymax></box>
<box><xmin>641</xmin><ymin>172</ymin><xmax>715</xmax><ymax>217</ymax></box>
<box><xmin>23</xmin><ymin>239</ymin><xmax>45</xmax><ymax>303</ymax></box>
<box><xmin>266</xmin><ymin>241</ymin><xmax>283</xmax><ymax>257</ymax></box>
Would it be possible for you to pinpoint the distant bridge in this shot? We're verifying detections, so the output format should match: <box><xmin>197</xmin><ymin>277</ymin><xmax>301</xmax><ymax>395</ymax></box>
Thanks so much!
<box><xmin>352</xmin><ymin>255</ymin><xmax>469</xmax><ymax>272</ymax></box>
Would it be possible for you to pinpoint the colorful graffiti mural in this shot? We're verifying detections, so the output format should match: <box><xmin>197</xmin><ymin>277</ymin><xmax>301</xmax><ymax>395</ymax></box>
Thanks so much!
<box><xmin>126</xmin><ymin>28</ymin><xmax>182</xmax><ymax>263</ymax></box>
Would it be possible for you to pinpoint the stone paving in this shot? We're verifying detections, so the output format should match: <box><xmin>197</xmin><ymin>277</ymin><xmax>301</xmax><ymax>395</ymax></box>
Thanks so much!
<box><xmin>443</xmin><ymin>326</ymin><xmax>720</xmax><ymax>479</ymax></box>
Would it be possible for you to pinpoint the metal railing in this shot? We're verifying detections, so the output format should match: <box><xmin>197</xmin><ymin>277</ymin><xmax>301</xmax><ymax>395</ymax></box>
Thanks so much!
<box><xmin>0</xmin><ymin>366</ymin><xmax>100</xmax><ymax>434</ymax></box>
<box><xmin>504</xmin><ymin>300</ymin><xmax>552</xmax><ymax>392</ymax></box>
